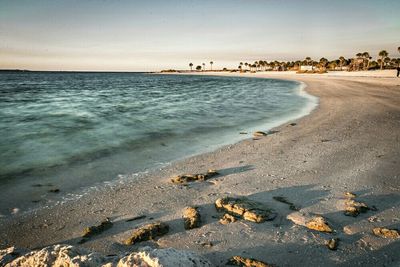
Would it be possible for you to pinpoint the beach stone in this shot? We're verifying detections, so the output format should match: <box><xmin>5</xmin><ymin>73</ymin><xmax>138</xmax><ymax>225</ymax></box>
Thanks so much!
<box><xmin>326</xmin><ymin>238</ymin><xmax>339</xmax><ymax>250</ymax></box>
<box><xmin>171</xmin><ymin>169</ymin><xmax>219</xmax><ymax>184</ymax></box>
<box><xmin>82</xmin><ymin>218</ymin><xmax>113</xmax><ymax>238</ymax></box>
<box><xmin>305</xmin><ymin>216</ymin><xmax>332</xmax><ymax>233</ymax></box>
<box><xmin>344</xmin><ymin>192</ymin><xmax>356</xmax><ymax>198</ymax></box>
<box><xmin>253</xmin><ymin>131</ymin><xmax>267</xmax><ymax>137</ymax></box>
<box><xmin>0</xmin><ymin>247</ymin><xmax>29</xmax><ymax>266</ymax></box>
<box><xmin>227</xmin><ymin>255</ymin><xmax>272</xmax><ymax>267</ymax></box>
<box><xmin>344</xmin><ymin>199</ymin><xmax>369</xmax><ymax>217</ymax></box>
<box><xmin>183</xmin><ymin>207</ymin><xmax>201</xmax><ymax>230</ymax></box>
<box><xmin>372</xmin><ymin>227</ymin><xmax>400</xmax><ymax>239</ymax></box>
<box><xmin>124</xmin><ymin>222</ymin><xmax>169</xmax><ymax>245</ymax></box>
<box><xmin>118</xmin><ymin>246</ymin><xmax>213</xmax><ymax>267</ymax></box>
<box><xmin>219</xmin><ymin>213</ymin><xmax>237</xmax><ymax>225</ymax></box>
<box><xmin>215</xmin><ymin>197</ymin><xmax>276</xmax><ymax>223</ymax></box>
<box><xmin>1</xmin><ymin>244</ymin><xmax>105</xmax><ymax>267</ymax></box>
<box><xmin>343</xmin><ymin>225</ymin><xmax>356</xmax><ymax>235</ymax></box>
<box><xmin>1</xmin><ymin>245</ymin><xmax>213</xmax><ymax>267</ymax></box>
<box><xmin>287</xmin><ymin>212</ymin><xmax>332</xmax><ymax>233</ymax></box>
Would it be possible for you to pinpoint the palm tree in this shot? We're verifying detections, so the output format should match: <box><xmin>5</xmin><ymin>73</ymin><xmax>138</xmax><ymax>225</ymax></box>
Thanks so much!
<box><xmin>378</xmin><ymin>50</ymin><xmax>388</xmax><ymax>70</ymax></box>
<box><xmin>355</xmin><ymin>53</ymin><xmax>363</xmax><ymax>71</ymax></box>
<box><xmin>384</xmin><ymin>57</ymin><xmax>391</xmax><ymax>69</ymax></box>
<box><xmin>239</xmin><ymin>62</ymin><xmax>243</xmax><ymax>71</ymax></box>
<box><xmin>329</xmin><ymin>61</ymin><xmax>338</xmax><ymax>71</ymax></box>
<box><xmin>210</xmin><ymin>61</ymin><xmax>213</xmax><ymax>71</ymax></box>
<box><xmin>189</xmin><ymin>63</ymin><xmax>193</xmax><ymax>71</ymax></box>
<box><xmin>202</xmin><ymin>63</ymin><xmax>205</xmax><ymax>71</ymax></box>
<box><xmin>319</xmin><ymin>58</ymin><xmax>328</xmax><ymax>71</ymax></box>
<box><xmin>339</xmin><ymin>56</ymin><xmax>345</xmax><ymax>70</ymax></box>
<box><xmin>362</xmin><ymin>52</ymin><xmax>370</xmax><ymax>70</ymax></box>
<box><xmin>245</xmin><ymin>62</ymin><xmax>248</xmax><ymax>70</ymax></box>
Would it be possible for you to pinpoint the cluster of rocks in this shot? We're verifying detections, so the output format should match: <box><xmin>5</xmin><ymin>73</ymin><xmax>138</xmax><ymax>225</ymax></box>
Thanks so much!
<box><xmin>0</xmin><ymin>245</ymin><xmax>213</xmax><ymax>267</ymax></box>
<box><xmin>170</xmin><ymin>169</ymin><xmax>219</xmax><ymax>184</ymax></box>
<box><xmin>124</xmin><ymin>222</ymin><xmax>170</xmax><ymax>245</ymax></box>
<box><xmin>286</xmin><ymin>192</ymin><xmax>399</xmax><ymax>251</ymax></box>
<box><xmin>227</xmin><ymin>255</ymin><xmax>273</xmax><ymax>267</ymax></box>
<box><xmin>215</xmin><ymin>197</ymin><xmax>276</xmax><ymax>223</ymax></box>
<box><xmin>343</xmin><ymin>192</ymin><xmax>371</xmax><ymax>217</ymax></box>
<box><xmin>79</xmin><ymin>218</ymin><xmax>113</xmax><ymax>244</ymax></box>
<box><xmin>6</xmin><ymin>166</ymin><xmax>399</xmax><ymax>267</ymax></box>
<box><xmin>183</xmin><ymin>207</ymin><xmax>201</xmax><ymax>230</ymax></box>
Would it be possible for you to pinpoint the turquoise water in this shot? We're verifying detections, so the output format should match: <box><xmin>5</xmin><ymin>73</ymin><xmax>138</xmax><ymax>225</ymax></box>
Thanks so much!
<box><xmin>0</xmin><ymin>72</ymin><xmax>317</xmax><ymax>215</ymax></box>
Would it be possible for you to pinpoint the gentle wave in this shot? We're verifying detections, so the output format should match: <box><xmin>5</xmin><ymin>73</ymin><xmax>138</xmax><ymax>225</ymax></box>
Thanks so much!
<box><xmin>0</xmin><ymin>72</ymin><xmax>317</xmax><ymax>215</ymax></box>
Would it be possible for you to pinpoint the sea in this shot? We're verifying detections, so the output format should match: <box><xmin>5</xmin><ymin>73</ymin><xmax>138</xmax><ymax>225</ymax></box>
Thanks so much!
<box><xmin>0</xmin><ymin>72</ymin><xmax>318</xmax><ymax>216</ymax></box>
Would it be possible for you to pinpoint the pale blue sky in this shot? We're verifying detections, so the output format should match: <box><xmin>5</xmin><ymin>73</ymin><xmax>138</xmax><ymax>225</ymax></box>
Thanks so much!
<box><xmin>0</xmin><ymin>0</ymin><xmax>399</xmax><ymax>71</ymax></box>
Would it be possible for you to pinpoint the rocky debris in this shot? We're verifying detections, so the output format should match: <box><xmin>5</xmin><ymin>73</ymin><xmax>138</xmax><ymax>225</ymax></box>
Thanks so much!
<box><xmin>287</xmin><ymin>212</ymin><xmax>307</xmax><ymax>226</ymax></box>
<box><xmin>0</xmin><ymin>245</ymin><xmax>213</xmax><ymax>267</ymax></box>
<box><xmin>344</xmin><ymin>192</ymin><xmax>356</xmax><ymax>198</ymax></box>
<box><xmin>344</xmin><ymin>199</ymin><xmax>369</xmax><ymax>217</ymax></box>
<box><xmin>343</xmin><ymin>193</ymin><xmax>370</xmax><ymax>217</ymax></box>
<box><xmin>79</xmin><ymin>218</ymin><xmax>113</xmax><ymax>243</ymax></box>
<box><xmin>119</xmin><ymin>246</ymin><xmax>213</xmax><ymax>267</ymax></box>
<box><xmin>253</xmin><ymin>131</ymin><xmax>267</xmax><ymax>137</ymax></box>
<box><xmin>183</xmin><ymin>207</ymin><xmax>201</xmax><ymax>230</ymax></box>
<box><xmin>219</xmin><ymin>213</ymin><xmax>237</xmax><ymax>225</ymax></box>
<box><xmin>287</xmin><ymin>212</ymin><xmax>332</xmax><ymax>233</ymax></box>
<box><xmin>227</xmin><ymin>255</ymin><xmax>273</xmax><ymax>267</ymax></box>
<box><xmin>215</xmin><ymin>197</ymin><xmax>276</xmax><ymax>223</ymax></box>
<box><xmin>0</xmin><ymin>244</ymin><xmax>105</xmax><ymax>267</ymax></box>
<box><xmin>82</xmin><ymin>218</ymin><xmax>113</xmax><ymax>238</ymax></box>
<box><xmin>372</xmin><ymin>227</ymin><xmax>400</xmax><ymax>239</ymax></box>
<box><xmin>124</xmin><ymin>222</ymin><xmax>169</xmax><ymax>245</ymax></box>
<box><xmin>170</xmin><ymin>170</ymin><xmax>219</xmax><ymax>184</ymax></box>
<box><xmin>343</xmin><ymin>225</ymin><xmax>355</xmax><ymax>235</ymax></box>
<box><xmin>326</xmin><ymin>238</ymin><xmax>339</xmax><ymax>250</ymax></box>
<box><xmin>289</xmin><ymin>123</ymin><xmax>297</xmax><ymax>126</ymax></box>
<box><xmin>272</xmin><ymin>196</ymin><xmax>300</xmax><ymax>211</ymax></box>
<box><xmin>0</xmin><ymin>247</ymin><xmax>29</xmax><ymax>266</ymax></box>
<box><xmin>306</xmin><ymin>216</ymin><xmax>333</xmax><ymax>233</ymax></box>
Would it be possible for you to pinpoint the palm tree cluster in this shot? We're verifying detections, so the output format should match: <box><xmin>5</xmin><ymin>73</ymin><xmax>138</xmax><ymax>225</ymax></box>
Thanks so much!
<box><xmin>188</xmin><ymin>61</ymin><xmax>214</xmax><ymax>72</ymax></box>
<box><xmin>234</xmin><ymin>47</ymin><xmax>400</xmax><ymax>72</ymax></box>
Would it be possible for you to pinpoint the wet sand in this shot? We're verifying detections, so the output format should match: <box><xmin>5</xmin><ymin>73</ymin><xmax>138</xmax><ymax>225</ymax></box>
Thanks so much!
<box><xmin>1</xmin><ymin>72</ymin><xmax>400</xmax><ymax>266</ymax></box>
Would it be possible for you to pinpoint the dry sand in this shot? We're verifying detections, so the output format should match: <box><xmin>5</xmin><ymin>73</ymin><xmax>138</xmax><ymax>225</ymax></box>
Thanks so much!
<box><xmin>1</xmin><ymin>71</ymin><xmax>400</xmax><ymax>266</ymax></box>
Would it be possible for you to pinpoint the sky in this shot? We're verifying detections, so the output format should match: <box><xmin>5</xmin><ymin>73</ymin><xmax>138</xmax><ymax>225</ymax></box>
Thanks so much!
<box><xmin>0</xmin><ymin>0</ymin><xmax>399</xmax><ymax>71</ymax></box>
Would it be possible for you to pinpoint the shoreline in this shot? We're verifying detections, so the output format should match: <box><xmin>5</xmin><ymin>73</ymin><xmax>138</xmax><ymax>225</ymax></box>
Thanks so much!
<box><xmin>0</xmin><ymin>74</ymin><xmax>317</xmax><ymax>217</ymax></box>
<box><xmin>1</xmin><ymin>72</ymin><xmax>400</xmax><ymax>266</ymax></box>
<box><xmin>0</xmin><ymin>73</ymin><xmax>318</xmax><ymax>218</ymax></box>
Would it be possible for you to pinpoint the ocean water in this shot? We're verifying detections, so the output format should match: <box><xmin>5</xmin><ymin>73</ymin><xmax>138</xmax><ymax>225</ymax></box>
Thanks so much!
<box><xmin>0</xmin><ymin>72</ymin><xmax>317</xmax><ymax>215</ymax></box>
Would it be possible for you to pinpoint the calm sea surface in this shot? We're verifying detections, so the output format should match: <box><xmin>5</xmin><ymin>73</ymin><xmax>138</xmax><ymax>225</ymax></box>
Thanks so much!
<box><xmin>0</xmin><ymin>72</ymin><xmax>317</xmax><ymax>215</ymax></box>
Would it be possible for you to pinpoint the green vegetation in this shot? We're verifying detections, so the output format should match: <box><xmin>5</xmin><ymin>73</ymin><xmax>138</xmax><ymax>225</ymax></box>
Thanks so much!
<box><xmin>231</xmin><ymin>46</ymin><xmax>399</xmax><ymax>73</ymax></box>
<box><xmin>186</xmin><ymin>47</ymin><xmax>399</xmax><ymax>73</ymax></box>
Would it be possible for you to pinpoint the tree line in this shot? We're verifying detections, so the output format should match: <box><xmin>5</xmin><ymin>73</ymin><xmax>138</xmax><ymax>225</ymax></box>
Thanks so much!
<box><xmin>188</xmin><ymin>47</ymin><xmax>399</xmax><ymax>72</ymax></box>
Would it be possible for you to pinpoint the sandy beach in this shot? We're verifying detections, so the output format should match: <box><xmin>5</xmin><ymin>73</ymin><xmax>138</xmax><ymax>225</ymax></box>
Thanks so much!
<box><xmin>1</xmin><ymin>71</ymin><xmax>400</xmax><ymax>266</ymax></box>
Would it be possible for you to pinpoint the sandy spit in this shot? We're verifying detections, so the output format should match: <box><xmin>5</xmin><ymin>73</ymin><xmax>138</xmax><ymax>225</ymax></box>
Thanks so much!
<box><xmin>1</xmin><ymin>71</ymin><xmax>400</xmax><ymax>266</ymax></box>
